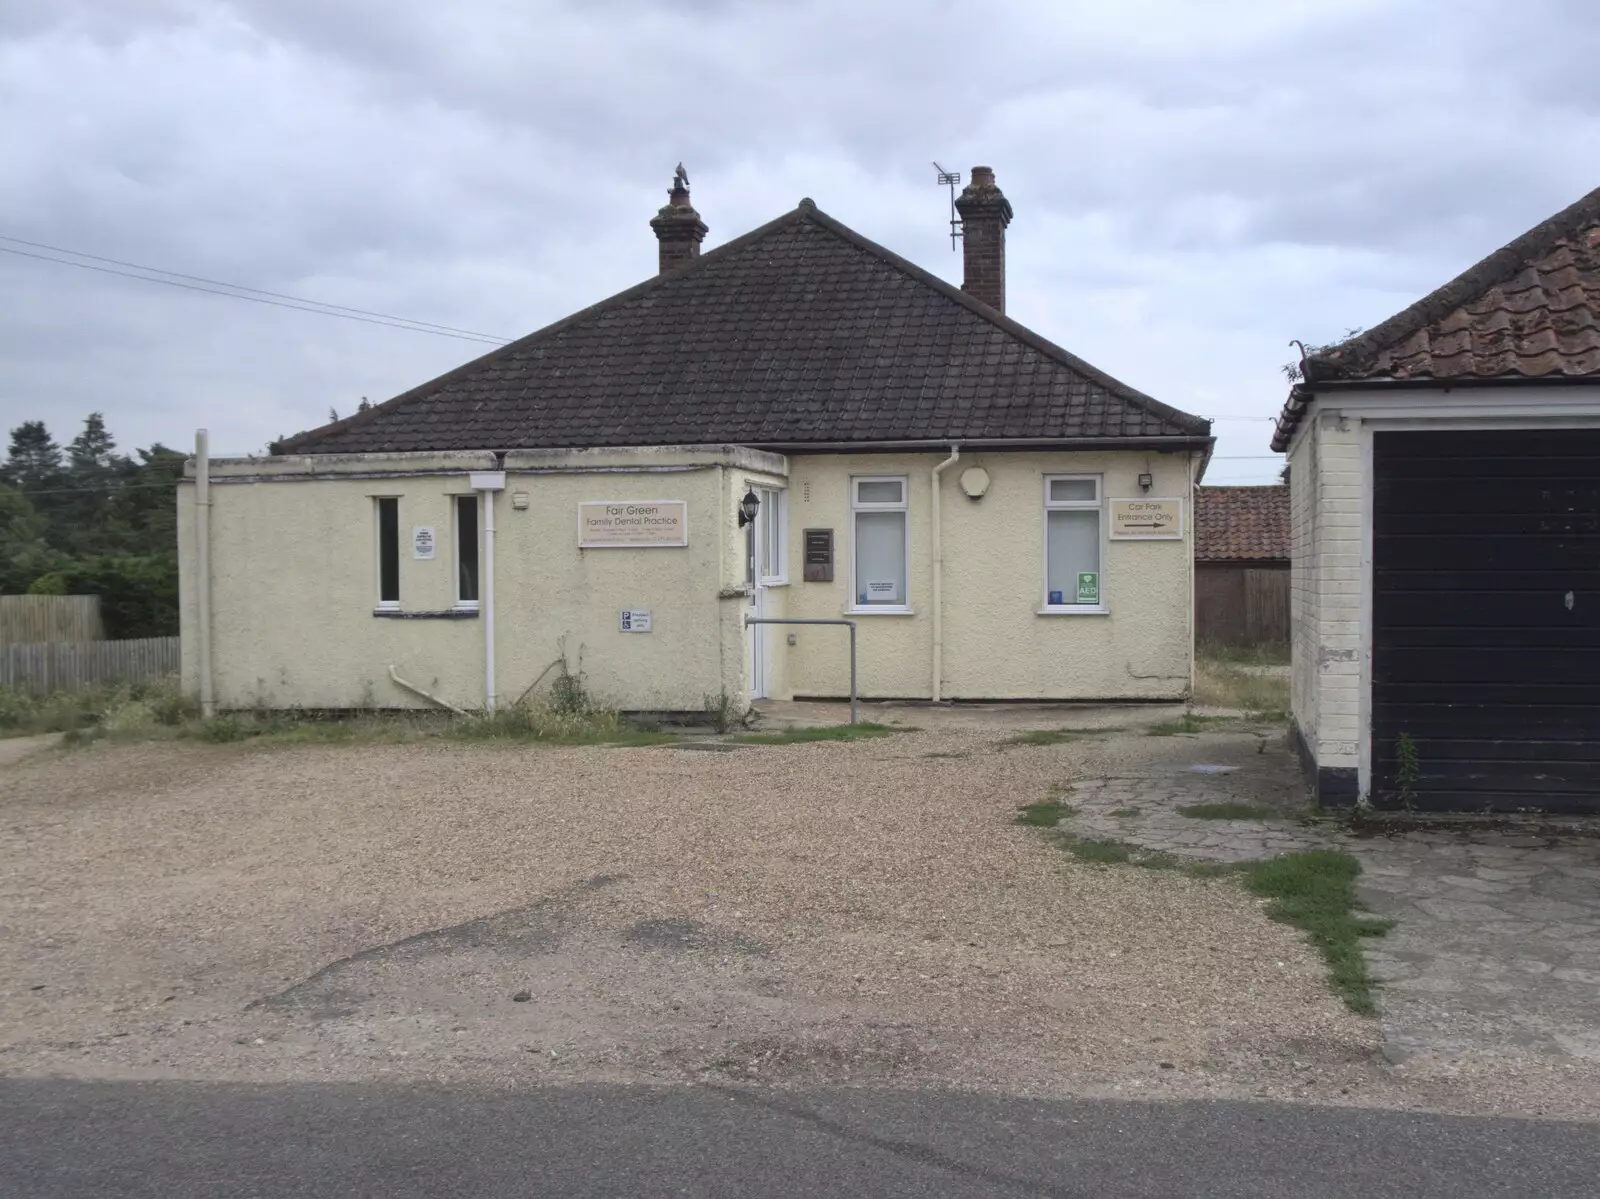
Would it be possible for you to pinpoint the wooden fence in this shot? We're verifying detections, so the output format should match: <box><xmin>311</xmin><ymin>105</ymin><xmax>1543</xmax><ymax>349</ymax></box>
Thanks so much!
<box><xmin>0</xmin><ymin>595</ymin><xmax>105</xmax><ymax>645</ymax></box>
<box><xmin>0</xmin><ymin>637</ymin><xmax>181</xmax><ymax>696</ymax></box>
<box><xmin>1195</xmin><ymin>565</ymin><xmax>1290</xmax><ymax>649</ymax></box>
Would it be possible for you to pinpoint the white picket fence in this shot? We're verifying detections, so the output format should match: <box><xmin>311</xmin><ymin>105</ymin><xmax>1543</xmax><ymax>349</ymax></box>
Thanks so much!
<box><xmin>0</xmin><ymin>637</ymin><xmax>181</xmax><ymax>696</ymax></box>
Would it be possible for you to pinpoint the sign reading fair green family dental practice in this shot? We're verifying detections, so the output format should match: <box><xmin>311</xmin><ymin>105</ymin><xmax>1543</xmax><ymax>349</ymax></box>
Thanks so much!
<box><xmin>577</xmin><ymin>500</ymin><xmax>688</xmax><ymax>548</ymax></box>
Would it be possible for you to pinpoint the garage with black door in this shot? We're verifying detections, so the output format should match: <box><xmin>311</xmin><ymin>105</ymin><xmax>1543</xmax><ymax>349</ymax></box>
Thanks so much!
<box><xmin>1372</xmin><ymin>428</ymin><xmax>1600</xmax><ymax>812</ymax></box>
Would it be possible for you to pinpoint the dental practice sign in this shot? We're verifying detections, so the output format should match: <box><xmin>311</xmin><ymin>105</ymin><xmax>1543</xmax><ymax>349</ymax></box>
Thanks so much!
<box><xmin>577</xmin><ymin>500</ymin><xmax>689</xmax><ymax>548</ymax></box>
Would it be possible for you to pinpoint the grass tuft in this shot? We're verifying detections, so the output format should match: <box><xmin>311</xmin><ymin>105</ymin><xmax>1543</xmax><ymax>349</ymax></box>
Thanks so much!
<box><xmin>1021</xmin><ymin>813</ymin><xmax>1391</xmax><ymax>1012</ymax></box>
<box><xmin>1108</xmin><ymin>807</ymin><xmax>1141</xmax><ymax>818</ymax></box>
<box><xmin>1062</xmin><ymin>837</ymin><xmax>1135</xmax><ymax>864</ymax></box>
<box><xmin>1239</xmin><ymin>850</ymin><xmax>1393</xmax><ymax>1014</ymax></box>
<box><xmin>1177</xmin><ymin>801</ymin><xmax>1278</xmax><ymax>821</ymax></box>
<box><xmin>1015</xmin><ymin>801</ymin><xmax>1075</xmax><ymax>827</ymax></box>
<box><xmin>1192</xmin><ymin>650</ymin><xmax>1289</xmax><ymax>717</ymax></box>
<box><xmin>735</xmin><ymin>722</ymin><xmax>900</xmax><ymax>746</ymax></box>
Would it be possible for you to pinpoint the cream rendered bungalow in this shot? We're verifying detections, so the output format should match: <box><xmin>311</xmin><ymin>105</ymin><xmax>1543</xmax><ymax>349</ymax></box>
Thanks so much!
<box><xmin>180</xmin><ymin>168</ymin><xmax>1214</xmax><ymax>713</ymax></box>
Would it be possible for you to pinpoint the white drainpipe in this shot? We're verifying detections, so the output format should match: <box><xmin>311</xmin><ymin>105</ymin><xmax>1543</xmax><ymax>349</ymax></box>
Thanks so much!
<box><xmin>930</xmin><ymin>443</ymin><xmax>961</xmax><ymax>703</ymax></box>
<box><xmin>194</xmin><ymin>429</ymin><xmax>215</xmax><ymax>717</ymax></box>
<box><xmin>471</xmin><ymin>471</ymin><xmax>506</xmax><ymax>710</ymax></box>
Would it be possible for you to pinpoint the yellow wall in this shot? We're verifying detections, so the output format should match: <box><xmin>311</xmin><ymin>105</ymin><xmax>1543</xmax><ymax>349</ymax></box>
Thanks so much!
<box><xmin>179</xmin><ymin>452</ymin><xmax>494</xmax><ymax>709</ymax></box>
<box><xmin>181</xmin><ymin>445</ymin><xmax>1196</xmax><ymax>711</ymax></box>
<box><xmin>181</xmin><ymin>448</ymin><xmax>779</xmax><ymax>711</ymax></box>
<box><xmin>778</xmin><ymin>451</ymin><xmax>1196</xmax><ymax>700</ymax></box>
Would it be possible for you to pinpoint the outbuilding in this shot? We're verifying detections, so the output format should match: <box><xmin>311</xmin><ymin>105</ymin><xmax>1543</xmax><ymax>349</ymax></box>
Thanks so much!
<box><xmin>180</xmin><ymin>169</ymin><xmax>1213</xmax><ymax>714</ymax></box>
<box><xmin>1193</xmin><ymin>485</ymin><xmax>1290</xmax><ymax>650</ymax></box>
<box><xmin>1276</xmin><ymin>185</ymin><xmax>1600</xmax><ymax>812</ymax></box>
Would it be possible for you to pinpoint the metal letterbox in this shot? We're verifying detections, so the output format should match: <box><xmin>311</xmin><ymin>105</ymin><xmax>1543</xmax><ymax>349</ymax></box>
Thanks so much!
<box><xmin>803</xmin><ymin>528</ymin><xmax>834</xmax><ymax>582</ymax></box>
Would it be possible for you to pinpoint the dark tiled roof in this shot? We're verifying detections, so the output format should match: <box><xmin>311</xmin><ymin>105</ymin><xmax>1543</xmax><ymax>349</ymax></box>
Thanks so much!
<box><xmin>280</xmin><ymin>202</ymin><xmax>1210</xmax><ymax>455</ymax></box>
<box><xmin>1195</xmin><ymin>485</ymin><xmax>1289</xmax><ymax>562</ymax></box>
<box><xmin>1272</xmin><ymin>185</ymin><xmax>1600</xmax><ymax>451</ymax></box>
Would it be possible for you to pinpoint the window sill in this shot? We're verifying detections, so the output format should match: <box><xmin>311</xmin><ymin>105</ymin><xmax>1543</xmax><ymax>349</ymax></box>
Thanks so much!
<box><xmin>759</xmin><ymin>578</ymin><xmax>790</xmax><ymax>588</ymax></box>
<box><xmin>373</xmin><ymin>608</ymin><xmax>480</xmax><ymax>620</ymax></box>
<box><xmin>1036</xmin><ymin>606</ymin><xmax>1110</xmax><ymax>617</ymax></box>
<box><xmin>846</xmin><ymin>607</ymin><xmax>915</xmax><ymax>616</ymax></box>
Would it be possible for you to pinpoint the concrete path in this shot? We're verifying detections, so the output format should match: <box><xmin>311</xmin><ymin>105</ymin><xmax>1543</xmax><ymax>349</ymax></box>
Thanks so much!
<box><xmin>1055</xmin><ymin>727</ymin><xmax>1600</xmax><ymax>1070</ymax></box>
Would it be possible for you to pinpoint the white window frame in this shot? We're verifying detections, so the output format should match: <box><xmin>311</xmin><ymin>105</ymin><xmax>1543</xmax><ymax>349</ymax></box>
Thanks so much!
<box><xmin>453</xmin><ymin>493</ymin><xmax>481</xmax><ymax>611</ymax></box>
<box><xmin>850</xmin><ymin>475</ymin><xmax>912</xmax><ymax>614</ymax></box>
<box><xmin>1041</xmin><ymin>474</ymin><xmax>1107</xmax><ymax>614</ymax></box>
<box><xmin>756</xmin><ymin>486</ymin><xmax>786</xmax><ymax>585</ymax></box>
<box><xmin>374</xmin><ymin>495</ymin><xmax>401</xmax><ymax>611</ymax></box>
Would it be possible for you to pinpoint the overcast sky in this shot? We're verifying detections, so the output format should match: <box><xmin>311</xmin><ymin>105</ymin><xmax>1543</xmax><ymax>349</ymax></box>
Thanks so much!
<box><xmin>3</xmin><ymin>0</ymin><xmax>1597</xmax><ymax>481</ymax></box>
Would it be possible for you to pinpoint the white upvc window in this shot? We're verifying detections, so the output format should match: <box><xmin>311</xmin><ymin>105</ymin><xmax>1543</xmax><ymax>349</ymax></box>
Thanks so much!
<box><xmin>1042</xmin><ymin>475</ymin><xmax>1105</xmax><ymax>611</ymax></box>
<box><xmin>851</xmin><ymin>475</ymin><xmax>910</xmax><ymax>611</ymax></box>
<box><xmin>758</xmin><ymin>486</ymin><xmax>787</xmax><ymax>585</ymax></box>
<box><xmin>454</xmin><ymin>493</ymin><xmax>480</xmax><ymax>609</ymax></box>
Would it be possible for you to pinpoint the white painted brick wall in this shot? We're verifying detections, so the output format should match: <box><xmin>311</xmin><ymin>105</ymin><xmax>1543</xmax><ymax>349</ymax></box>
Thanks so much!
<box><xmin>1312</xmin><ymin>415</ymin><xmax>1364</xmax><ymax>767</ymax></box>
<box><xmin>1288</xmin><ymin>422</ymin><xmax>1319</xmax><ymax>744</ymax></box>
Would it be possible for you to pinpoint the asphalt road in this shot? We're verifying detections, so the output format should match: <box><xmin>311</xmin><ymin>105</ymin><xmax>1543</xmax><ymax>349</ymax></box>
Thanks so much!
<box><xmin>4</xmin><ymin>1079</ymin><xmax>1596</xmax><ymax>1198</ymax></box>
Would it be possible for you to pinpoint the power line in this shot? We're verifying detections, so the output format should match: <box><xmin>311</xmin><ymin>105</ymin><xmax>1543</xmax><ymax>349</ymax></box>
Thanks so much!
<box><xmin>0</xmin><ymin>234</ymin><xmax>512</xmax><ymax>340</ymax></box>
<box><xmin>0</xmin><ymin>243</ymin><xmax>512</xmax><ymax>346</ymax></box>
<box><xmin>1</xmin><ymin>478</ymin><xmax>182</xmax><ymax>497</ymax></box>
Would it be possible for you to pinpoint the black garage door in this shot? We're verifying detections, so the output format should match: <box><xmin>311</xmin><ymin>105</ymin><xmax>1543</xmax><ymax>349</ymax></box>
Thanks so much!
<box><xmin>1373</xmin><ymin>428</ymin><xmax>1600</xmax><ymax>813</ymax></box>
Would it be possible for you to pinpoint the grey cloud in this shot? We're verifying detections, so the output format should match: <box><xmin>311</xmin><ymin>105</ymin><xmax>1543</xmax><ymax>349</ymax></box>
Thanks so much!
<box><xmin>1</xmin><ymin>0</ymin><xmax>1597</xmax><ymax>478</ymax></box>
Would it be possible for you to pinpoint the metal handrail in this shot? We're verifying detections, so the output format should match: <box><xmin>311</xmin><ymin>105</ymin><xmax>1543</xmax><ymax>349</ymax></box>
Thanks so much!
<box><xmin>743</xmin><ymin>617</ymin><xmax>858</xmax><ymax>724</ymax></box>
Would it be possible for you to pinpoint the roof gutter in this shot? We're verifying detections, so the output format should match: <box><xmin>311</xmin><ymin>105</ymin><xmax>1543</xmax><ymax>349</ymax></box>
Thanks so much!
<box><xmin>747</xmin><ymin>436</ymin><xmax>1213</xmax><ymax>454</ymax></box>
<box><xmin>1307</xmin><ymin>374</ymin><xmax>1600</xmax><ymax>392</ymax></box>
<box><xmin>1273</xmin><ymin>373</ymin><xmax>1600</xmax><ymax>450</ymax></box>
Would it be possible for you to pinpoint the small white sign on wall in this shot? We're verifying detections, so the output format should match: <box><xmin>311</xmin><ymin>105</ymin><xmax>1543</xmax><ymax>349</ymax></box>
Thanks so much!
<box><xmin>412</xmin><ymin>526</ymin><xmax>436</xmax><ymax>559</ymax></box>
<box><xmin>619</xmin><ymin>609</ymin><xmax>652</xmax><ymax>633</ymax></box>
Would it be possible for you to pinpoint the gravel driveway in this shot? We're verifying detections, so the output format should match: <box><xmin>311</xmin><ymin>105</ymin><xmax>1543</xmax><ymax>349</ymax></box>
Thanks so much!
<box><xmin>0</xmin><ymin>717</ymin><xmax>1571</xmax><ymax>1115</ymax></box>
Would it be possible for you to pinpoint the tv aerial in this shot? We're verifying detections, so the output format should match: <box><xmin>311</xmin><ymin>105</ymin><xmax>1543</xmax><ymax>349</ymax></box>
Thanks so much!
<box><xmin>933</xmin><ymin>162</ymin><xmax>962</xmax><ymax>251</ymax></box>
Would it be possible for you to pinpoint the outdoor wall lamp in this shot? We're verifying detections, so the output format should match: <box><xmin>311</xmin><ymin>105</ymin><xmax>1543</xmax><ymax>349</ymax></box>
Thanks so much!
<box><xmin>737</xmin><ymin>486</ymin><xmax>761</xmax><ymax>527</ymax></box>
<box><xmin>1137</xmin><ymin>472</ymin><xmax>1154</xmax><ymax>492</ymax></box>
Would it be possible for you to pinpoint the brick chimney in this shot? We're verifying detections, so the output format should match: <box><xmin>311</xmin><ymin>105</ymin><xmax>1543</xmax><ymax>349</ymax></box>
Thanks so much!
<box><xmin>649</xmin><ymin>165</ymin><xmax>707</xmax><ymax>275</ymax></box>
<box><xmin>953</xmin><ymin>165</ymin><xmax>1013</xmax><ymax>314</ymax></box>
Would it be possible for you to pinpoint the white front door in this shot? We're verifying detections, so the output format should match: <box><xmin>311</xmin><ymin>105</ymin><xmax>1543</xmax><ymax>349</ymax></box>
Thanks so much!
<box><xmin>745</xmin><ymin>513</ymin><xmax>766</xmax><ymax>700</ymax></box>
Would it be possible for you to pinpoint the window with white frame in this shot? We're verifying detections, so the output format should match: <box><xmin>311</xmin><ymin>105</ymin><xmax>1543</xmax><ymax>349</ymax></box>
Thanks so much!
<box><xmin>852</xmin><ymin>476</ymin><xmax>908</xmax><ymax>609</ymax></box>
<box><xmin>375</xmin><ymin>496</ymin><xmax>400</xmax><ymax>608</ymax></box>
<box><xmin>454</xmin><ymin>494</ymin><xmax>480</xmax><ymax>607</ymax></box>
<box><xmin>759</xmin><ymin>487</ymin><xmax>786</xmax><ymax>584</ymax></box>
<box><xmin>1043</xmin><ymin>475</ymin><xmax>1103</xmax><ymax>608</ymax></box>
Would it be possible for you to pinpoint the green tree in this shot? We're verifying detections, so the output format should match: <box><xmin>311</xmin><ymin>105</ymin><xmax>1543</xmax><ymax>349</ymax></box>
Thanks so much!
<box><xmin>0</xmin><ymin>484</ymin><xmax>66</xmax><ymax>595</ymax></box>
<box><xmin>63</xmin><ymin>412</ymin><xmax>131</xmax><ymax>554</ymax></box>
<box><xmin>0</xmin><ymin>417</ymin><xmax>182</xmax><ymax>636</ymax></box>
